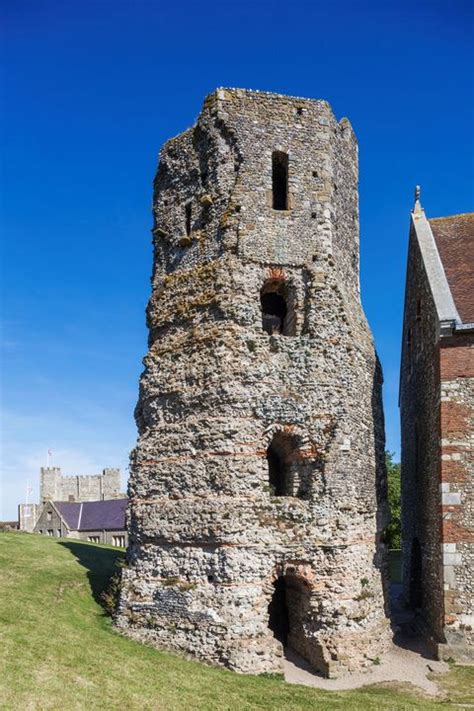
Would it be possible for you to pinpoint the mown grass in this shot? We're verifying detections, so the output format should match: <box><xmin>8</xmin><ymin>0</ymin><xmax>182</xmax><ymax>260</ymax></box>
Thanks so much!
<box><xmin>0</xmin><ymin>532</ymin><xmax>472</xmax><ymax>710</ymax></box>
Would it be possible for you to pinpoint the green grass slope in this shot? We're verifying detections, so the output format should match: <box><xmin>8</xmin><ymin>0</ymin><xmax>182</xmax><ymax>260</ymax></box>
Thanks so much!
<box><xmin>0</xmin><ymin>533</ymin><xmax>472</xmax><ymax>710</ymax></box>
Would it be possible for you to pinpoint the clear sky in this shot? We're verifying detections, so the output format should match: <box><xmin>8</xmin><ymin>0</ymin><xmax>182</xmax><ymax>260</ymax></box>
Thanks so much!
<box><xmin>1</xmin><ymin>0</ymin><xmax>473</xmax><ymax>519</ymax></box>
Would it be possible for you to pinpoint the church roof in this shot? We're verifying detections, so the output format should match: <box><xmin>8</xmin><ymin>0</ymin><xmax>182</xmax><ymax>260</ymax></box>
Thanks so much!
<box><xmin>429</xmin><ymin>213</ymin><xmax>474</xmax><ymax>324</ymax></box>
<box><xmin>54</xmin><ymin>498</ymin><xmax>128</xmax><ymax>531</ymax></box>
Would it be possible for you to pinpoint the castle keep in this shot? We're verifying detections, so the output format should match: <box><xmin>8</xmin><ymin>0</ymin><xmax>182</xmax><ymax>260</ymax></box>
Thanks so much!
<box><xmin>18</xmin><ymin>466</ymin><xmax>123</xmax><ymax>533</ymax></box>
<box><xmin>117</xmin><ymin>88</ymin><xmax>390</xmax><ymax>677</ymax></box>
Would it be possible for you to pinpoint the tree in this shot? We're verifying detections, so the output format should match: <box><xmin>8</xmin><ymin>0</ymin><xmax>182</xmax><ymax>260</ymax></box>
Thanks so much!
<box><xmin>385</xmin><ymin>451</ymin><xmax>401</xmax><ymax>549</ymax></box>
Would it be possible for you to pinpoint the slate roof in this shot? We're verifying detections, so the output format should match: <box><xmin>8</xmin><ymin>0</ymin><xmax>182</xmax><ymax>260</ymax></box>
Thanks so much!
<box><xmin>429</xmin><ymin>213</ymin><xmax>474</xmax><ymax>324</ymax></box>
<box><xmin>54</xmin><ymin>499</ymin><xmax>128</xmax><ymax>531</ymax></box>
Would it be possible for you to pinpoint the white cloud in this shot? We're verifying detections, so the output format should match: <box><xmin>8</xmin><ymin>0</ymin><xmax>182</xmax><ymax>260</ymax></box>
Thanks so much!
<box><xmin>0</xmin><ymin>407</ymin><xmax>135</xmax><ymax>519</ymax></box>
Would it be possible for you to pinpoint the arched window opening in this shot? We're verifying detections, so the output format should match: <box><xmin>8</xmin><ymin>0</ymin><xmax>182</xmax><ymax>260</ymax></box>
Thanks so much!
<box><xmin>409</xmin><ymin>538</ymin><xmax>423</xmax><ymax>609</ymax></box>
<box><xmin>272</xmin><ymin>151</ymin><xmax>289</xmax><ymax>210</ymax></box>
<box><xmin>268</xmin><ymin>574</ymin><xmax>324</xmax><ymax>672</ymax></box>
<box><xmin>266</xmin><ymin>432</ymin><xmax>308</xmax><ymax>498</ymax></box>
<box><xmin>267</xmin><ymin>442</ymin><xmax>290</xmax><ymax>496</ymax></box>
<box><xmin>260</xmin><ymin>280</ymin><xmax>296</xmax><ymax>336</ymax></box>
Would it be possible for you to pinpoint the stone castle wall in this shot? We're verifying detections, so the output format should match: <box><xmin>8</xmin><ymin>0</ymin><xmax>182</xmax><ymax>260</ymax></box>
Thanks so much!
<box><xmin>117</xmin><ymin>88</ymin><xmax>390</xmax><ymax>677</ymax></box>
<box><xmin>40</xmin><ymin>467</ymin><xmax>122</xmax><ymax>502</ymax></box>
<box><xmin>17</xmin><ymin>503</ymin><xmax>40</xmax><ymax>533</ymax></box>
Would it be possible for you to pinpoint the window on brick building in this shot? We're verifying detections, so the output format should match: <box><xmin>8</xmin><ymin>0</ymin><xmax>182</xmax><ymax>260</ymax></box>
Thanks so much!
<box><xmin>260</xmin><ymin>280</ymin><xmax>296</xmax><ymax>336</ymax></box>
<box><xmin>272</xmin><ymin>152</ymin><xmax>289</xmax><ymax>210</ymax></box>
<box><xmin>47</xmin><ymin>511</ymin><xmax>52</xmax><ymax>521</ymax></box>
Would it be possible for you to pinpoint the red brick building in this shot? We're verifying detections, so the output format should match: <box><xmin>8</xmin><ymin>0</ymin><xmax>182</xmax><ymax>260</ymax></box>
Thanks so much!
<box><xmin>400</xmin><ymin>190</ymin><xmax>473</xmax><ymax>662</ymax></box>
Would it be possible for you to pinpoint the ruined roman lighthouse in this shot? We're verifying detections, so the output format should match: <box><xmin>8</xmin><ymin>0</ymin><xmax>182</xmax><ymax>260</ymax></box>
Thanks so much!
<box><xmin>117</xmin><ymin>88</ymin><xmax>390</xmax><ymax>677</ymax></box>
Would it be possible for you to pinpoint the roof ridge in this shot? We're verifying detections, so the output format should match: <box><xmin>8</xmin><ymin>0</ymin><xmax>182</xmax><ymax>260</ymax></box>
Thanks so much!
<box><xmin>77</xmin><ymin>502</ymin><xmax>83</xmax><ymax>529</ymax></box>
<box><xmin>429</xmin><ymin>212</ymin><xmax>474</xmax><ymax>222</ymax></box>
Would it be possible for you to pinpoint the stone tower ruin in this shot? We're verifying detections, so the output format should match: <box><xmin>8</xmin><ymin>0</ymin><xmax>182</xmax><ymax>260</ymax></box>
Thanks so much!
<box><xmin>117</xmin><ymin>88</ymin><xmax>390</xmax><ymax>677</ymax></box>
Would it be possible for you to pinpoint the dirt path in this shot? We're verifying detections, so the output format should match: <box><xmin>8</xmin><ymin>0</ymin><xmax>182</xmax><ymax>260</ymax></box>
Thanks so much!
<box><xmin>283</xmin><ymin>583</ymin><xmax>450</xmax><ymax>696</ymax></box>
<box><xmin>283</xmin><ymin>642</ymin><xmax>448</xmax><ymax>695</ymax></box>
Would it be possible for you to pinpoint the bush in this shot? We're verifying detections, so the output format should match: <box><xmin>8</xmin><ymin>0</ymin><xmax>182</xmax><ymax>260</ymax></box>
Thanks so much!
<box><xmin>385</xmin><ymin>451</ymin><xmax>401</xmax><ymax>549</ymax></box>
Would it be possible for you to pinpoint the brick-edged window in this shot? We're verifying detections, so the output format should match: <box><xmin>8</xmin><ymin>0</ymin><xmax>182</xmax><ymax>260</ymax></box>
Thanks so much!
<box><xmin>266</xmin><ymin>432</ymin><xmax>306</xmax><ymax>498</ymax></box>
<box><xmin>260</xmin><ymin>279</ymin><xmax>296</xmax><ymax>336</ymax></box>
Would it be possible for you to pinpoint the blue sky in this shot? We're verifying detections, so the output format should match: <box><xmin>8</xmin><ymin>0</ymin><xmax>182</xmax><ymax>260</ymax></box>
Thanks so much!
<box><xmin>1</xmin><ymin>0</ymin><xmax>473</xmax><ymax>519</ymax></box>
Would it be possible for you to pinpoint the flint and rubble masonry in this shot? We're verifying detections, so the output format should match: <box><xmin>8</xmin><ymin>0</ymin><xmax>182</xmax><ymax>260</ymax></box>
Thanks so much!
<box><xmin>116</xmin><ymin>88</ymin><xmax>390</xmax><ymax>678</ymax></box>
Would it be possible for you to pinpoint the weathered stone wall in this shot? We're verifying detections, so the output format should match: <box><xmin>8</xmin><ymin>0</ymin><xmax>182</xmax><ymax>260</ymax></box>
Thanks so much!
<box><xmin>35</xmin><ymin>502</ymin><xmax>65</xmax><ymax>537</ymax></box>
<box><xmin>117</xmin><ymin>88</ymin><xmax>390</xmax><ymax>677</ymax></box>
<box><xmin>400</xmin><ymin>224</ymin><xmax>444</xmax><ymax>639</ymax></box>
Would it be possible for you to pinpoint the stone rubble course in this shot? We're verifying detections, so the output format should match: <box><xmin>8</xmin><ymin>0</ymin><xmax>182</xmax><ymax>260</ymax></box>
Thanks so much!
<box><xmin>116</xmin><ymin>88</ymin><xmax>391</xmax><ymax>677</ymax></box>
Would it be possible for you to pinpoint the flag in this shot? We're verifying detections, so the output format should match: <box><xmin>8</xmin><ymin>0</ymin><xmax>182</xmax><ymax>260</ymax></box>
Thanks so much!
<box><xmin>48</xmin><ymin>449</ymin><xmax>52</xmax><ymax>457</ymax></box>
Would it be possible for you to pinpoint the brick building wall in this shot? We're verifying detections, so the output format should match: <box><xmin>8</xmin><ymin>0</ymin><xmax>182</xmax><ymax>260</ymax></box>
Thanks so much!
<box><xmin>439</xmin><ymin>335</ymin><xmax>474</xmax><ymax>659</ymax></box>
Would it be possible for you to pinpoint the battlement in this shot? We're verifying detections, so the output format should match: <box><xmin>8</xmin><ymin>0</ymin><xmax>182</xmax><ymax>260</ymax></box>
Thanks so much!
<box><xmin>40</xmin><ymin>466</ymin><xmax>122</xmax><ymax>503</ymax></box>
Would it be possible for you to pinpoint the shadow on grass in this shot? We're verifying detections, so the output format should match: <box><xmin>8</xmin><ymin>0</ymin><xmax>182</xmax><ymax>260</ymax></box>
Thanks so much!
<box><xmin>60</xmin><ymin>541</ymin><xmax>124</xmax><ymax>609</ymax></box>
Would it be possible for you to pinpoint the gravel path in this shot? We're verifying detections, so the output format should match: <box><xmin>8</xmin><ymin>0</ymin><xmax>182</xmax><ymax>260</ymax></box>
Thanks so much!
<box><xmin>283</xmin><ymin>583</ymin><xmax>450</xmax><ymax>696</ymax></box>
<box><xmin>283</xmin><ymin>642</ymin><xmax>448</xmax><ymax>695</ymax></box>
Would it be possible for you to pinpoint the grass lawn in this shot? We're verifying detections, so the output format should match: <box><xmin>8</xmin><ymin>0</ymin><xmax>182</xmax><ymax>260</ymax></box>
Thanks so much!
<box><xmin>0</xmin><ymin>533</ymin><xmax>472</xmax><ymax>710</ymax></box>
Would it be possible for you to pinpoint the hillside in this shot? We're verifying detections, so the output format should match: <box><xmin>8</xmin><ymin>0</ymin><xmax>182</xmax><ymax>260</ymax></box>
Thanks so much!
<box><xmin>0</xmin><ymin>533</ymin><xmax>471</xmax><ymax>710</ymax></box>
